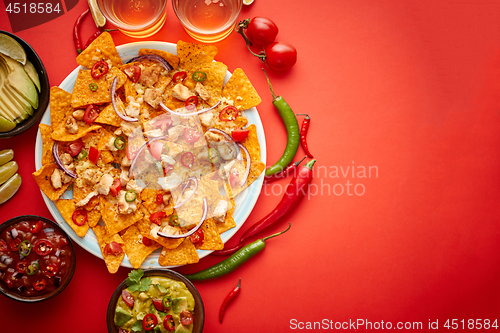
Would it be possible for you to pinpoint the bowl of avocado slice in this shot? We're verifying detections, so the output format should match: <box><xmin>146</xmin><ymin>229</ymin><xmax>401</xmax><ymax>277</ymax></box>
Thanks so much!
<box><xmin>0</xmin><ymin>30</ymin><xmax>50</xmax><ymax>138</ymax></box>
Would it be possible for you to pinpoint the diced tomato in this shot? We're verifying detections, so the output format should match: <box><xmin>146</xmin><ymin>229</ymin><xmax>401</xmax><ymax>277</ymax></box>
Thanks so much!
<box><xmin>66</xmin><ymin>140</ymin><xmax>84</xmax><ymax>157</ymax></box>
<box><xmin>83</xmin><ymin>105</ymin><xmax>99</xmax><ymax>124</ymax></box>
<box><xmin>109</xmin><ymin>178</ymin><xmax>121</xmax><ymax>197</ymax></box>
<box><xmin>156</xmin><ymin>194</ymin><xmax>163</xmax><ymax>204</ymax></box>
<box><xmin>149</xmin><ymin>141</ymin><xmax>164</xmax><ymax>160</ymax></box>
<box><xmin>149</xmin><ymin>212</ymin><xmax>166</xmax><ymax>225</ymax></box>
<box><xmin>229</xmin><ymin>171</ymin><xmax>240</xmax><ymax>187</ymax></box>
<box><xmin>124</xmin><ymin>65</ymin><xmax>141</xmax><ymax>83</ymax></box>
<box><xmin>121</xmin><ymin>289</ymin><xmax>135</xmax><ymax>307</ymax></box>
<box><xmin>180</xmin><ymin>310</ymin><xmax>193</xmax><ymax>326</ymax></box>
<box><xmin>153</xmin><ymin>117</ymin><xmax>172</xmax><ymax>132</ymax></box>
<box><xmin>142</xmin><ymin>237</ymin><xmax>152</xmax><ymax>246</ymax></box>
<box><xmin>153</xmin><ymin>298</ymin><xmax>165</xmax><ymax>312</ymax></box>
<box><xmin>0</xmin><ymin>239</ymin><xmax>8</xmax><ymax>251</ymax></box>
<box><xmin>89</xmin><ymin>147</ymin><xmax>100</xmax><ymax>164</ymax></box>
<box><xmin>231</xmin><ymin>128</ymin><xmax>250</xmax><ymax>142</ymax></box>
<box><xmin>190</xmin><ymin>228</ymin><xmax>204</xmax><ymax>245</ymax></box>
<box><xmin>104</xmin><ymin>241</ymin><xmax>123</xmax><ymax>256</ymax></box>
<box><xmin>4</xmin><ymin>278</ymin><xmax>13</xmax><ymax>289</ymax></box>
<box><xmin>31</xmin><ymin>221</ymin><xmax>43</xmax><ymax>234</ymax></box>
<box><xmin>184</xmin><ymin>128</ymin><xmax>200</xmax><ymax>143</ymax></box>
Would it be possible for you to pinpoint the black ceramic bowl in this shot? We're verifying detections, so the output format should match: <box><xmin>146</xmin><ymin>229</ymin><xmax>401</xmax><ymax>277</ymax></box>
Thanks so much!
<box><xmin>0</xmin><ymin>30</ymin><xmax>50</xmax><ymax>138</ymax></box>
<box><xmin>107</xmin><ymin>269</ymin><xmax>205</xmax><ymax>333</ymax></box>
<box><xmin>0</xmin><ymin>215</ymin><xmax>76</xmax><ymax>302</ymax></box>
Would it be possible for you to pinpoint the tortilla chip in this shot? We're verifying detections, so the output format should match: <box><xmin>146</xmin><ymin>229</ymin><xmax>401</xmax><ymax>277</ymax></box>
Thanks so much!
<box><xmin>51</xmin><ymin>116</ymin><xmax>101</xmax><ymax>142</ymax></box>
<box><xmin>100</xmin><ymin>196</ymin><xmax>143</xmax><ymax>235</ymax></box>
<box><xmin>73</xmin><ymin>183</ymin><xmax>100</xmax><ymax>211</ymax></box>
<box><xmin>87</xmin><ymin>209</ymin><xmax>102</xmax><ymax>227</ymax></box>
<box><xmin>247</xmin><ymin>160</ymin><xmax>266</xmax><ymax>186</ymax></box>
<box><xmin>76</xmin><ymin>31</ymin><xmax>123</xmax><ymax>68</ymax></box>
<box><xmin>55</xmin><ymin>199</ymin><xmax>89</xmax><ymax>237</ymax></box>
<box><xmin>196</xmin><ymin>218</ymin><xmax>223</xmax><ymax>250</ymax></box>
<box><xmin>122</xmin><ymin>224</ymin><xmax>161</xmax><ymax>269</ymax></box>
<box><xmin>32</xmin><ymin>163</ymin><xmax>72</xmax><ymax>201</ymax></box>
<box><xmin>94</xmin><ymin>101</ymin><xmax>123</xmax><ymax>127</ymax></box>
<box><xmin>222</xmin><ymin>68</ymin><xmax>261</xmax><ymax>110</ymax></box>
<box><xmin>183</xmin><ymin>61</ymin><xmax>227</xmax><ymax>106</ymax></box>
<box><xmin>158</xmin><ymin>238</ymin><xmax>199</xmax><ymax>266</ymax></box>
<box><xmin>93</xmin><ymin>225</ymin><xmax>126</xmax><ymax>274</ymax></box>
<box><xmin>242</xmin><ymin>124</ymin><xmax>261</xmax><ymax>162</ymax></box>
<box><xmin>139</xmin><ymin>48</ymin><xmax>180</xmax><ymax>70</ymax></box>
<box><xmin>216</xmin><ymin>199</ymin><xmax>236</xmax><ymax>234</ymax></box>
<box><xmin>177</xmin><ymin>40</ymin><xmax>218</xmax><ymax>69</ymax></box>
<box><xmin>70</xmin><ymin>67</ymin><xmax>127</xmax><ymax>108</ymax></box>
<box><xmin>136</xmin><ymin>212</ymin><xmax>183</xmax><ymax>249</ymax></box>
<box><xmin>39</xmin><ymin>124</ymin><xmax>55</xmax><ymax>165</ymax></box>
<box><xmin>49</xmin><ymin>86</ymin><xmax>73</xmax><ymax>128</ymax></box>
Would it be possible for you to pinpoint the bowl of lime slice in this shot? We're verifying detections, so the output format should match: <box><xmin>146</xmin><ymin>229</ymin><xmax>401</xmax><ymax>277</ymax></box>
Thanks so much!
<box><xmin>0</xmin><ymin>31</ymin><xmax>50</xmax><ymax>138</ymax></box>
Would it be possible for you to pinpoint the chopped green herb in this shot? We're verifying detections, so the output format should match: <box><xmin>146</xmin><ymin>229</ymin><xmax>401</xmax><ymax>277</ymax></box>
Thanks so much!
<box><xmin>126</xmin><ymin>269</ymin><xmax>152</xmax><ymax>292</ymax></box>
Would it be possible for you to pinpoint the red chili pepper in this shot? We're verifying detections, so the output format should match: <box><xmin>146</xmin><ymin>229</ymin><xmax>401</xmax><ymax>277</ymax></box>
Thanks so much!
<box><xmin>91</xmin><ymin>61</ymin><xmax>109</xmax><ymax>79</ymax></box>
<box><xmin>185</xmin><ymin>95</ymin><xmax>198</xmax><ymax>107</ymax></box>
<box><xmin>73</xmin><ymin>9</ymin><xmax>89</xmax><ymax>54</ymax></box>
<box><xmin>72</xmin><ymin>210</ymin><xmax>88</xmax><ymax>226</ymax></box>
<box><xmin>219</xmin><ymin>278</ymin><xmax>241</xmax><ymax>323</ymax></box>
<box><xmin>219</xmin><ymin>106</ymin><xmax>239</xmax><ymax>121</ymax></box>
<box><xmin>173</xmin><ymin>71</ymin><xmax>187</xmax><ymax>83</ymax></box>
<box><xmin>156</xmin><ymin>193</ymin><xmax>163</xmax><ymax>204</ymax></box>
<box><xmin>83</xmin><ymin>29</ymin><xmax>118</xmax><ymax>51</ymax></box>
<box><xmin>212</xmin><ymin>159</ymin><xmax>316</xmax><ymax>256</ymax></box>
<box><xmin>264</xmin><ymin>156</ymin><xmax>306</xmax><ymax>184</ymax></box>
<box><xmin>296</xmin><ymin>114</ymin><xmax>313</xmax><ymax>158</ymax></box>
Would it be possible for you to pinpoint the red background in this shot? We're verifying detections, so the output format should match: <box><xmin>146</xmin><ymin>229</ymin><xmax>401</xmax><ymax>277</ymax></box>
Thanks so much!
<box><xmin>1</xmin><ymin>0</ymin><xmax>500</xmax><ymax>332</ymax></box>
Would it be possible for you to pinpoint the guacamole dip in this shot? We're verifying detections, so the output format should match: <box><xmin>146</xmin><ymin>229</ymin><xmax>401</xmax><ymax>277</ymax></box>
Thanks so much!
<box><xmin>115</xmin><ymin>274</ymin><xmax>195</xmax><ymax>333</ymax></box>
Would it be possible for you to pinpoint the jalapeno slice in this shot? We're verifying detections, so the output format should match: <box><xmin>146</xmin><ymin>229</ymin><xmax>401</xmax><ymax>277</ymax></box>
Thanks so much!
<box><xmin>89</xmin><ymin>83</ymin><xmax>98</xmax><ymax>91</ymax></box>
<box><xmin>162</xmin><ymin>295</ymin><xmax>173</xmax><ymax>309</ymax></box>
<box><xmin>209</xmin><ymin>148</ymin><xmax>220</xmax><ymax>164</ymax></box>
<box><xmin>169</xmin><ymin>215</ymin><xmax>180</xmax><ymax>227</ymax></box>
<box><xmin>74</xmin><ymin>150</ymin><xmax>88</xmax><ymax>161</ymax></box>
<box><xmin>192</xmin><ymin>71</ymin><xmax>207</xmax><ymax>82</ymax></box>
<box><xmin>125</xmin><ymin>190</ymin><xmax>137</xmax><ymax>202</ymax></box>
<box><xmin>19</xmin><ymin>240</ymin><xmax>32</xmax><ymax>256</ymax></box>
<box><xmin>114</xmin><ymin>136</ymin><xmax>126</xmax><ymax>150</ymax></box>
<box><xmin>26</xmin><ymin>261</ymin><xmax>40</xmax><ymax>275</ymax></box>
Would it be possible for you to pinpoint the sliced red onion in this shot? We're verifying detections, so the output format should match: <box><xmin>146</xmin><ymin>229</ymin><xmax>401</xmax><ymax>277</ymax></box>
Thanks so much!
<box><xmin>9</xmin><ymin>228</ymin><xmax>18</xmax><ymax>239</ymax></box>
<box><xmin>0</xmin><ymin>254</ymin><xmax>10</xmax><ymax>264</ymax></box>
<box><xmin>206</xmin><ymin>128</ymin><xmax>242</xmax><ymax>161</ymax></box>
<box><xmin>173</xmin><ymin>176</ymin><xmax>198</xmax><ymax>209</ymax></box>
<box><xmin>237</xmin><ymin>143</ymin><xmax>251</xmax><ymax>187</ymax></box>
<box><xmin>158</xmin><ymin>197</ymin><xmax>207</xmax><ymax>239</ymax></box>
<box><xmin>55</xmin><ymin>249</ymin><xmax>61</xmax><ymax>257</ymax></box>
<box><xmin>159</xmin><ymin>101</ymin><xmax>221</xmax><ymax>117</ymax></box>
<box><xmin>3</xmin><ymin>257</ymin><xmax>13</xmax><ymax>266</ymax></box>
<box><xmin>12</xmin><ymin>271</ymin><xmax>23</xmax><ymax>279</ymax></box>
<box><xmin>17</xmin><ymin>285</ymin><xmax>27</xmax><ymax>293</ymax></box>
<box><xmin>54</xmin><ymin>276</ymin><xmax>61</xmax><ymax>287</ymax></box>
<box><xmin>126</xmin><ymin>54</ymin><xmax>173</xmax><ymax>71</ymax></box>
<box><xmin>129</xmin><ymin>136</ymin><xmax>168</xmax><ymax>178</ymax></box>
<box><xmin>43</xmin><ymin>227</ymin><xmax>54</xmax><ymax>234</ymax></box>
<box><xmin>111</xmin><ymin>77</ymin><xmax>139</xmax><ymax>122</ymax></box>
<box><xmin>53</xmin><ymin>142</ymin><xmax>77</xmax><ymax>178</ymax></box>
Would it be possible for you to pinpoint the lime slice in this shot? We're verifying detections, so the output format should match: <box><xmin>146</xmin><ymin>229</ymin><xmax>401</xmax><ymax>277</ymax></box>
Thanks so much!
<box><xmin>0</xmin><ymin>173</ymin><xmax>22</xmax><ymax>205</ymax></box>
<box><xmin>0</xmin><ymin>161</ymin><xmax>18</xmax><ymax>186</ymax></box>
<box><xmin>88</xmin><ymin>0</ymin><xmax>107</xmax><ymax>28</ymax></box>
<box><xmin>243</xmin><ymin>0</ymin><xmax>254</xmax><ymax>5</ymax></box>
<box><xmin>0</xmin><ymin>34</ymin><xmax>26</xmax><ymax>65</ymax></box>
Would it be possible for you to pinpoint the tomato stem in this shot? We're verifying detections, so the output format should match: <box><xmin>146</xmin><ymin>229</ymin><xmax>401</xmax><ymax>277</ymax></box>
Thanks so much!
<box><xmin>236</xmin><ymin>19</ymin><xmax>267</xmax><ymax>62</ymax></box>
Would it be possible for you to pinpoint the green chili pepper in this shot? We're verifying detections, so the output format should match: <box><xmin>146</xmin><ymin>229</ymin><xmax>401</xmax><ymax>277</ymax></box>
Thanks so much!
<box><xmin>169</xmin><ymin>215</ymin><xmax>180</xmax><ymax>227</ymax></box>
<box><xmin>74</xmin><ymin>150</ymin><xmax>88</xmax><ymax>161</ymax></box>
<box><xmin>162</xmin><ymin>295</ymin><xmax>172</xmax><ymax>308</ymax></box>
<box><xmin>19</xmin><ymin>240</ymin><xmax>31</xmax><ymax>256</ymax></box>
<box><xmin>192</xmin><ymin>71</ymin><xmax>207</xmax><ymax>82</ymax></box>
<box><xmin>209</xmin><ymin>148</ymin><xmax>220</xmax><ymax>164</ymax></box>
<box><xmin>114</xmin><ymin>136</ymin><xmax>126</xmax><ymax>150</ymax></box>
<box><xmin>262</xmin><ymin>69</ymin><xmax>300</xmax><ymax>176</ymax></box>
<box><xmin>185</xmin><ymin>224</ymin><xmax>291</xmax><ymax>281</ymax></box>
<box><xmin>162</xmin><ymin>145</ymin><xmax>170</xmax><ymax>155</ymax></box>
<box><xmin>125</xmin><ymin>190</ymin><xmax>136</xmax><ymax>202</ymax></box>
<box><xmin>89</xmin><ymin>83</ymin><xmax>98</xmax><ymax>91</ymax></box>
<box><xmin>26</xmin><ymin>261</ymin><xmax>39</xmax><ymax>275</ymax></box>
<box><xmin>153</xmin><ymin>161</ymin><xmax>163</xmax><ymax>175</ymax></box>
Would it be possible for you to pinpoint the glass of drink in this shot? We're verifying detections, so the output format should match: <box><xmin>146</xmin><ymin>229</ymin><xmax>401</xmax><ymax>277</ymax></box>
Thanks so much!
<box><xmin>96</xmin><ymin>0</ymin><xmax>169</xmax><ymax>38</ymax></box>
<box><xmin>172</xmin><ymin>0</ymin><xmax>243</xmax><ymax>43</ymax></box>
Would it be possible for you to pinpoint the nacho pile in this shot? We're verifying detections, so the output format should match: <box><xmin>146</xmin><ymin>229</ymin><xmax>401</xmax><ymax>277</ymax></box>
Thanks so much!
<box><xmin>33</xmin><ymin>32</ymin><xmax>265</xmax><ymax>273</ymax></box>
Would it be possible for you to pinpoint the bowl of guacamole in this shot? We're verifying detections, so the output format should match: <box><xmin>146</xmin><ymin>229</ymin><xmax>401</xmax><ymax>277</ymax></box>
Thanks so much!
<box><xmin>107</xmin><ymin>269</ymin><xmax>204</xmax><ymax>333</ymax></box>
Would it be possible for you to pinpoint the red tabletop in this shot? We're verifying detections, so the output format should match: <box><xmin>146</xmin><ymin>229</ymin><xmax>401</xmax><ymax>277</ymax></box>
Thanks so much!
<box><xmin>2</xmin><ymin>0</ymin><xmax>500</xmax><ymax>332</ymax></box>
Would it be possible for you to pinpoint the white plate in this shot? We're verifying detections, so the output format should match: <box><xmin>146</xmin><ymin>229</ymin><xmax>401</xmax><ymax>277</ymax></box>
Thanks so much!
<box><xmin>34</xmin><ymin>41</ymin><xmax>266</xmax><ymax>268</ymax></box>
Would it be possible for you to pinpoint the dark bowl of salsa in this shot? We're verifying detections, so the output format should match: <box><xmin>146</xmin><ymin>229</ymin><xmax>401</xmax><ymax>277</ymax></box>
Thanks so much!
<box><xmin>0</xmin><ymin>215</ymin><xmax>76</xmax><ymax>302</ymax></box>
<box><xmin>107</xmin><ymin>269</ymin><xmax>205</xmax><ymax>333</ymax></box>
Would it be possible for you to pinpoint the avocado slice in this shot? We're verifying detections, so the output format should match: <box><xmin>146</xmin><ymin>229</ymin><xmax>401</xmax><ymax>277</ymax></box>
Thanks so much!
<box><xmin>4</xmin><ymin>84</ymin><xmax>33</xmax><ymax>116</ymax></box>
<box><xmin>175</xmin><ymin>324</ymin><xmax>190</xmax><ymax>333</ymax></box>
<box><xmin>172</xmin><ymin>297</ymin><xmax>188</xmax><ymax>314</ymax></box>
<box><xmin>0</xmin><ymin>54</ymin><xmax>38</xmax><ymax>109</ymax></box>
<box><xmin>114</xmin><ymin>306</ymin><xmax>133</xmax><ymax>327</ymax></box>
<box><xmin>0</xmin><ymin>115</ymin><xmax>16</xmax><ymax>132</ymax></box>
<box><xmin>23</xmin><ymin>59</ymin><xmax>41</xmax><ymax>92</ymax></box>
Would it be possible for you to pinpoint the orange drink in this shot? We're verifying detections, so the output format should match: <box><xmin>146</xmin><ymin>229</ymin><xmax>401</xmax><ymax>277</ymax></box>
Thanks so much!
<box><xmin>172</xmin><ymin>0</ymin><xmax>242</xmax><ymax>43</ymax></box>
<box><xmin>97</xmin><ymin>0</ymin><xmax>168</xmax><ymax>38</ymax></box>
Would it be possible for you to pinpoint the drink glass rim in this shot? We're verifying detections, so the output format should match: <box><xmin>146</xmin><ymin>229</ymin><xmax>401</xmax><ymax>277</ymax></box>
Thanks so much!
<box><xmin>172</xmin><ymin>0</ymin><xmax>243</xmax><ymax>35</ymax></box>
<box><xmin>96</xmin><ymin>0</ymin><xmax>169</xmax><ymax>32</ymax></box>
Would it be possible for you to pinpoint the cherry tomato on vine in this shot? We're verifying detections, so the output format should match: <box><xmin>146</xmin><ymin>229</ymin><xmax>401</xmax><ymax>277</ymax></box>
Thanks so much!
<box><xmin>265</xmin><ymin>42</ymin><xmax>297</xmax><ymax>71</ymax></box>
<box><xmin>246</xmin><ymin>17</ymin><xmax>279</xmax><ymax>46</ymax></box>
